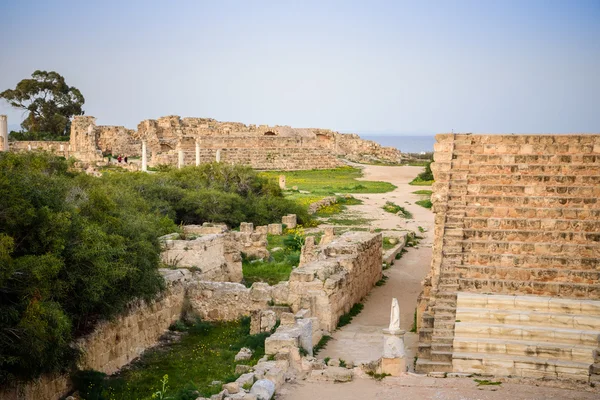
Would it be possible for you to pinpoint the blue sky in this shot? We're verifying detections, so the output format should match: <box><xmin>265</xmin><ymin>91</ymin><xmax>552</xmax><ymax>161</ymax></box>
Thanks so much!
<box><xmin>0</xmin><ymin>0</ymin><xmax>599</xmax><ymax>134</ymax></box>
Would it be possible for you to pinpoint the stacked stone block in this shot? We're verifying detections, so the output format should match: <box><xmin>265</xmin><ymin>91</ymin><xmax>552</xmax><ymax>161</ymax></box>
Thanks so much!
<box><xmin>417</xmin><ymin>134</ymin><xmax>600</xmax><ymax>380</ymax></box>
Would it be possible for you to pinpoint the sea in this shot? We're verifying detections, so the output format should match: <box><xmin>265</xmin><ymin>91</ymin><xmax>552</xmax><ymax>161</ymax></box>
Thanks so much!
<box><xmin>359</xmin><ymin>135</ymin><xmax>436</xmax><ymax>154</ymax></box>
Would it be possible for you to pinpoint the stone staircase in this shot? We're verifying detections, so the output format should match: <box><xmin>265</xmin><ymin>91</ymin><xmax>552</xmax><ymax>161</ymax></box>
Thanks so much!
<box><xmin>416</xmin><ymin>134</ymin><xmax>600</xmax><ymax>378</ymax></box>
<box><xmin>453</xmin><ymin>292</ymin><xmax>600</xmax><ymax>382</ymax></box>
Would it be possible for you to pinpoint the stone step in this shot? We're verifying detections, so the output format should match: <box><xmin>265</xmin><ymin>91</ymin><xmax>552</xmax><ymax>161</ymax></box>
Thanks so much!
<box><xmin>456</xmin><ymin>293</ymin><xmax>600</xmax><ymax>316</ymax></box>
<box><xmin>452</xmin><ymin>351</ymin><xmax>592</xmax><ymax>381</ymax></box>
<box><xmin>462</xmin><ymin>217</ymin><xmax>600</xmax><ymax>232</ymax></box>
<box><xmin>453</xmin><ymin>337</ymin><xmax>597</xmax><ymax>363</ymax></box>
<box><xmin>465</xmin><ymin>174</ymin><xmax>600</xmax><ymax>186</ymax></box>
<box><xmin>463</xmin><ymin>228</ymin><xmax>597</xmax><ymax>244</ymax></box>
<box><xmin>466</xmin><ymin>163</ymin><xmax>600</xmax><ymax>176</ymax></box>
<box><xmin>451</xmin><ymin>194</ymin><xmax>599</xmax><ymax>208</ymax></box>
<box><xmin>459</xmin><ymin>278</ymin><xmax>600</xmax><ymax>299</ymax></box>
<box><xmin>419</xmin><ymin>328</ymin><xmax>433</xmax><ymax>341</ymax></box>
<box><xmin>454</xmin><ymin>322</ymin><xmax>600</xmax><ymax>346</ymax></box>
<box><xmin>431</xmin><ymin>351</ymin><xmax>453</xmax><ymax>362</ymax></box>
<box><xmin>465</xmin><ymin>154</ymin><xmax>600</xmax><ymax>164</ymax></box>
<box><xmin>461</xmin><ymin>240</ymin><xmax>599</xmax><ymax>257</ymax></box>
<box><xmin>431</xmin><ymin>343</ymin><xmax>453</xmax><ymax>353</ymax></box>
<box><xmin>457</xmin><ymin>265</ymin><xmax>599</xmax><ymax>285</ymax></box>
<box><xmin>418</xmin><ymin>343</ymin><xmax>431</xmax><ymax>358</ymax></box>
<box><xmin>431</xmin><ymin>335</ymin><xmax>454</xmax><ymax>344</ymax></box>
<box><xmin>464</xmin><ymin>206</ymin><xmax>600</xmax><ymax>220</ymax></box>
<box><xmin>415</xmin><ymin>359</ymin><xmax>453</xmax><ymax>373</ymax></box>
<box><xmin>472</xmin><ymin>184</ymin><xmax>600</xmax><ymax>197</ymax></box>
<box><xmin>455</xmin><ymin>307</ymin><xmax>600</xmax><ymax>330</ymax></box>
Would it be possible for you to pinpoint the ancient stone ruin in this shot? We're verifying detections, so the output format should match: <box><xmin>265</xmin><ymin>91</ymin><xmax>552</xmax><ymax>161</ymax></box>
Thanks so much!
<box><xmin>2</xmin><ymin>114</ymin><xmax>402</xmax><ymax>170</ymax></box>
<box><xmin>416</xmin><ymin>134</ymin><xmax>600</xmax><ymax>383</ymax></box>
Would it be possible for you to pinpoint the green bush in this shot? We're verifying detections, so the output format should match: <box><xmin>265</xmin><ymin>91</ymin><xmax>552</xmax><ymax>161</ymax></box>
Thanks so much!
<box><xmin>0</xmin><ymin>154</ymin><xmax>311</xmax><ymax>383</ymax></box>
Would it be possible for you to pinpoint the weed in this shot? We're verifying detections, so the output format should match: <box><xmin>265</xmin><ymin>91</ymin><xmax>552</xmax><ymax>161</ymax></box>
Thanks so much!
<box><xmin>474</xmin><ymin>379</ymin><xmax>502</xmax><ymax>386</ymax></box>
<box><xmin>412</xmin><ymin>190</ymin><xmax>432</xmax><ymax>195</ymax></box>
<box><xmin>339</xmin><ymin>359</ymin><xmax>347</xmax><ymax>368</ymax></box>
<box><xmin>418</xmin><ymin>226</ymin><xmax>425</xmax><ymax>233</ymax></box>
<box><xmin>416</xmin><ymin>199</ymin><xmax>432</xmax><ymax>209</ymax></box>
<box><xmin>299</xmin><ymin>346</ymin><xmax>309</xmax><ymax>357</ymax></box>
<box><xmin>324</xmin><ymin>357</ymin><xmax>331</xmax><ymax>365</ymax></box>
<box><xmin>337</xmin><ymin>303</ymin><xmax>364</xmax><ymax>328</ymax></box>
<box><xmin>395</xmin><ymin>249</ymin><xmax>407</xmax><ymax>260</ymax></box>
<box><xmin>313</xmin><ymin>335</ymin><xmax>333</xmax><ymax>355</ymax></box>
<box><xmin>382</xmin><ymin>202</ymin><xmax>413</xmax><ymax>218</ymax></box>
<box><xmin>366</xmin><ymin>371</ymin><xmax>390</xmax><ymax>381</ymax></box>
<box><xmin>410</xmin><ymin>309</ymin><xmax>417</xmax><ymax>333</ymax></box>
<box><xmin>375</xmin><ymin>275</ymin><xmax>389</xmax><ymax>286</ymax></box>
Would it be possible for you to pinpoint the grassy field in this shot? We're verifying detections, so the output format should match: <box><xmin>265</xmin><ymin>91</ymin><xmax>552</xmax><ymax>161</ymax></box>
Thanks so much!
<box><xmin>260</xmin><ymin>166</ymin><xmax>396</xmax><ymax>205</ymax></box>
<box><xmin>415</xmin><ymin>199</ymin><xmax>433</xmax><ymax>209</ymax></box>
<box><xmin>409</xmin><ymin>177</ymin><xmax>434</xmax><ymax>186</ymax></box>
<box><xmin>76</xmin><ymin>319</ymin><xmax>267</xmax><ymax>400</ymax></box>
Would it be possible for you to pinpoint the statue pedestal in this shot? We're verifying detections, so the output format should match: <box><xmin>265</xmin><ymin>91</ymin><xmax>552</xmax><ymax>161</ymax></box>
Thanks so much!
<box><xmin>381</xmin><ymin>328</ymin><xmax>406</xmax><ymax>376</ymax></box>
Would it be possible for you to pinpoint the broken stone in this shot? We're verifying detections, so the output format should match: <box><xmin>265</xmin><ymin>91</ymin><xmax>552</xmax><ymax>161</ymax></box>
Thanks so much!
<box><xmin>235</xmin><ymin>347</ymin><xmax>253</xmax><ymax>361</ymax></box>
<box><xmin>236</xmin><ymin>372</ymin><xmax>255</xmax><ymax>388</ymax></box>
<box><xmin>309</xmin><ymin>366</ymin><xmax>353</xmax><ymax>382</ymax></box>
<box><xmin>235</xmin><ymin>364</ymin><xmax>252</xmax><ymax>375</ymax></box>
<box><xmin>250</xmin><ymin>379</ymin><xmax>275</xmax><ymax>400</ymax></box>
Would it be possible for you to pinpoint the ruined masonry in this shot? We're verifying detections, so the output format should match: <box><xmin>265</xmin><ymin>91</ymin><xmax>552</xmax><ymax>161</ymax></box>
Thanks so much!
<box><xmin>4</xmin><ymin>115</ymin><xmax>402</xmax><ymax>169</ymax></box>
<box><xmin>417</xmin><ymin>134</ymin><xmax>600</xmax><ymax>383</ymax></box>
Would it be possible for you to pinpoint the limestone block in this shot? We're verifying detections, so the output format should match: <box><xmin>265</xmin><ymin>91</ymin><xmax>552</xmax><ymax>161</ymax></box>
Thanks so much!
<box><xmin>222</xmin><ymin>382</ymin><xmax>239</xmax><ymax>394</ymax></box>
<box><xmin>250</xmin><ymin>379</ymin><xmax>275</xmax><ymax>400</ymax></box>
<box><xmin>240</xmin><ymin>223</ymin><xmax>254</xmax><ymax>233</ymax></box>
<box><xmin>309</xmin><ymin>367</ymin><xmax>353</xmax><ymax>382</ymax></box>
<box><xmin>282</xmin><ymin>214</ymin><xmax>297</xmax><ymax>229</ymax></box>
<box><xmin>267</xmin><ymin>224</ymin><xmax>283</xmax><ymax>235</ymax></box>
<box><xmin>235</xmin><ymin>348</ymin><xmax>253</xmax><ymax>361</ymax></box>
<box><xmin>381</xmin><ymin>357</ymin><xmax>406</xmax><ymax>376</ymax></box>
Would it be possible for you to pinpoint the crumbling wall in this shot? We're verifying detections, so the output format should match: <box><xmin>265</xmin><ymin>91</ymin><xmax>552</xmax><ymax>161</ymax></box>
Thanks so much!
<box><xmin>289</xmin><ymin>232</ymin><xmax>383</xmax><ymax>331</ymax></box>
<box><xmin>416</xmin><ymin>133</ymin><xmax>600</xmax><ymax>381</ymax></box>
<box><xmin>96</xmin><ymin>125</ymin><xmax>140</xmax><ymax>157</ymax></box>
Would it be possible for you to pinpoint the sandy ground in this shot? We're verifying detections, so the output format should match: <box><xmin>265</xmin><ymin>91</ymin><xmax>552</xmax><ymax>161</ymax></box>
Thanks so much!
<box><xmin>281</xmin><ymin>164</ymin><xmax>598</xmax><ymax>400</ymax></box>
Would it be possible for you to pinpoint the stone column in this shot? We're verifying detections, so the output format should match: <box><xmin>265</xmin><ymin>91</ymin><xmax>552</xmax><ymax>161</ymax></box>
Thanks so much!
<box><xmin>0</xmin><ymin>115</ymin><xmax>7</xmax><ymax>152</ymax></box>
<box><xmin>141</xmin><ymin>140</ymin><xmax>147</xmax><ymax>172</ymax></box>
<box><xmin>215</xmin><ymin>149</ymin><xmax>221</xmax><ymax>163</ymax></box>
<box><xmin>195</xmin><ymin>141</ymin><xmax>200</xmax><ymax>166</ymax></box>
<box><xmin>178</xmin><ymin>149</ymin><xmax>184</xmax><ymax>169</ymax></box>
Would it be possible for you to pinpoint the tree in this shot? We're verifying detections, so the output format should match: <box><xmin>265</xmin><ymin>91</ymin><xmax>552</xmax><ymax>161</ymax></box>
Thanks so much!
<box><xmin>0</xmin><ymin>70</ymin><xmax>84</xmax><ymax>139</ymax></box>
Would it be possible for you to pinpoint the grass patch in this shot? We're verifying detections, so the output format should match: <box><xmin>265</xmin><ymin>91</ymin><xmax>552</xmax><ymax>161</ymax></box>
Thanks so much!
<box><xmin>243</xmin><ymin>233</ymin><xmax>304</xmax><ymax>286</ymax></box>
<box><xmin>314</xmin><ymin>196</ymin><xmax>363</xmax><ymax>218</ymax></box>
<box><xmin>313</xmin><ymin>335</ymin><xmax>333</xmax><ymax>356</ymax></box>
<box><xmin>410</xmin><ymin>309</ymin><xmax>417</xmax><ymax>333</ymax></box>
<box><xmin>415</xmin><ymin>199</ymin><xmax>432</xmax><ymax>209</ymax></box>
<box><xmin>375</xmin><ymin>275</ymin><xmax>389</xmax><ymax>286</ymax></box>
<box><xmin>382</xmin><ymin>202</ymin><xmax>413</xmax><ymax>218</ymax></box>
<box><xmin>366</xmin><ymin>371</ymin><xmax>391</xmax><ymax>381</ymax></box>
<box><xmin>382</xmin><ymin>237</ymin><xmax>400</xmax><ymax>250</ymax></box>
<box><xmin>337</xmin><ymin>303</ymin><xmax>364</xmax><ymax>328</ymax></box>
<box><xmin>409</xmin><ymin>177</ymin><xmax>434</xmax><ymax>186</ymax></box>
<box><xmin>412</xmin><ymin>190</ymin><xmax>432</xmax><ymax>195</ymax></box>
<box><xmin>474</xmin><ymin>379</ymin><xmax>502</xmax><ymax>386</ymax></box>
<box><xmin>326</xmin><ymin>217</ymin><xmax>372</xmax><ymax>226</ymax></box>
<box><xmin>77</xmin><ymin>318</ymin><xmax>268</xmax><ymax>399</ymax></box>
<box><xmin>260</xmin><ymin>166</ymin><xmax>396</xmax><ymax>205</ymax></box>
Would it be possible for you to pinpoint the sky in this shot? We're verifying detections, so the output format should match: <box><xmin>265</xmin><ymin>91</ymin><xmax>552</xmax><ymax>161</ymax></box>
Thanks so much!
<box><xmin>0</xmin><ymin>0</ymin><xmax>599</xmax><ymax>135</ymax></box>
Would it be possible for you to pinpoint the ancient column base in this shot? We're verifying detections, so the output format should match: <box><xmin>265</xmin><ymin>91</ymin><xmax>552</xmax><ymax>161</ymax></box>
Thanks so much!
<box><xmin>381</xmin><ymin>328</ymin><xmax>406</xmax><ymax>376</ymax></box>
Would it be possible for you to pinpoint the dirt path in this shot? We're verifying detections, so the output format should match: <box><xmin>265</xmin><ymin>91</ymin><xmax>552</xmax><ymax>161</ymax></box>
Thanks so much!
<box><xmin>318</xmin><ymin>164</ymin><xmax>433</xmax><ymax>366</ymax></box>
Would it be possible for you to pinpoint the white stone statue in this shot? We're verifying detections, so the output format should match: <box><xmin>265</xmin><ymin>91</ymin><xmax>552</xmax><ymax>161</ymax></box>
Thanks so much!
<box><xmin>389</xmin><ymin>297</ymin><xmax>401</xmax><ymax>332</ymax></box>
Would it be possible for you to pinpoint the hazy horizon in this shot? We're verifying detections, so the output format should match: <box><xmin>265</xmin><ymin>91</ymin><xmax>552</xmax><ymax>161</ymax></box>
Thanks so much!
<box><xmin>1</xmin><ymin>1</ymin><xmax>599</xmax><ymax>134</ymax></box>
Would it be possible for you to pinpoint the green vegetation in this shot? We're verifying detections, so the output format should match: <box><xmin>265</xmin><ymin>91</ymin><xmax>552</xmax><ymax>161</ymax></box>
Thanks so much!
<box><xmin>382</xmin><ymin>237</ymin><xmax>399</xmax><ymax>250</ymax></box>
<box><xmin>314</xmin><ymin>196</ymin><xmax>363</xmax><ymax>218</ymax></box>
<box><xmin>260</xmin><ymin>166</ymin><xmax>396</xmax><ymax>206</ymax></box>
<box><xmin>415</xmin><ymin>199</ymin><xmax>433</xmax><ymax>209</ymax></box>
<box><xmin>313</xmin><ymin>335</ymin><xmax>333</xmax><ymax>356</ymax></box>
<box><xmin>395</xmin><ymin>248</ymin><xmax>407</xmax><ymax>260</ymax></box>
<box><xmin>339</xmin><ymin>359</ymin><xmax>347</xmax><ymax>368</ymax></box>
<box><xmin>2</xmin><ymin>70</ymin><xmax>85</xmax><ymax>140</ymax></box>
<box><xmin>409</xmin><ymin>162</ymin><xmax>434</xmax><ymax>186</ymax></box>
<box><xmin>366</xmin><ymin>371</ymin><xmax>391</xmax><ymax>381</ymax></box>
<box><xmin>474</xmin><ymin>379</ymin><xmax>502</xmax><ymax>386</ymax></box>
<box><xmin>242</xmin><ymin>229</ymin><xmax>307</xmax><ymax>286</ymax></box>
<box><xmin>412</xmin><ymin>190</ymin><xmax>432</xmax><ymax>195</ymax></box>
<box><xmin>382</xmin><ymin>201</ymin><xmax>413</xmax><ymax>218</ymax></box>
<box><xmin>337</xmin><ymin>303</ymin><xmax>364</xmax><ymax>328</ymax></box>
<box><xmin>375</xmin><ymin>275</ymin><xmax>389</xmax><ymax>286</ymax></box>
<box><xmin>410</xmin><ymin>309</ymin><xmax>417</xmax><ymax>333</ymax></box>
<box><xmin>0</xmin><ymin>153</ymin><xmax>309</xmax><ymax>384</ymax></box>
<box><xmin>326</xmin><ymin>216</ymin><xmax>373</xmax><ymax>226</ymax></box>
<box><xmin>72</xmin><ymin>318</ymin><xmax>269</xmax><ymax>399</ymax></box>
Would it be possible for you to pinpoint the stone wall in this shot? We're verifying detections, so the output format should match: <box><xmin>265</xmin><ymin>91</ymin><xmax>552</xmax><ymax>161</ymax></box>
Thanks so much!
<box><xmin>416</xmin><ymin>133</ymin><xmax>600</xmax><ymax>382</ymax></box>
<box><xmin>0</xmin><ymin>270</ymin><xmax>191</xmax><ymax>400</ymax></box>
<box><xmin>160</xmin><ymin>233</ymin><xmax>243</xmax><ymax>282</ymax></box>
<box><xmin>290</xmin><ymin>232</ymin><xmax>383</xmax><ymax>331</ymax></box>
